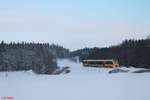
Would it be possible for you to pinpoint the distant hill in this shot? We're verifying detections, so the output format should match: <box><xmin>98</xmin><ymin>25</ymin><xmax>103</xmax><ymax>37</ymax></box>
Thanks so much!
<box><xmin>70</xmin><ymin>48</ymin><xmax>94</xmax><ymax>61</ymax></box>
<box><xmin>49</xmin><ymin>44</ymin><xmax>70</xmax><ymax>58</ymax></box>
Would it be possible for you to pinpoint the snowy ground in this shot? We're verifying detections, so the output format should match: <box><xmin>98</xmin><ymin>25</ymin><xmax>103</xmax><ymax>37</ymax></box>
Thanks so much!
<box><xmin>0</xmin><ymin>59</ymin><xmax>150</xmax><ymax>100</ymax></box>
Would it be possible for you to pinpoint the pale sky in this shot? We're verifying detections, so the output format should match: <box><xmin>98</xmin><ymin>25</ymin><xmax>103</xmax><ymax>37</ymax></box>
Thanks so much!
<box><xmin>0</xmin><ymin>0</ymin><xmax>150</xmax><ymax>50</ymax></box>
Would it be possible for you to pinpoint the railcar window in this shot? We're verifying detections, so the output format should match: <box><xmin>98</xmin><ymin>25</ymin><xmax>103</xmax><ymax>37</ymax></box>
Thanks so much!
<box><xmin>105</xmin><ymin>61</ymin><xmax>113</xmax><ymax>64</ymax></box>
<box><xmin>89</xmin><ymin>62</ymin><xmax>96</xmax><ymax>64</ymax></box>
<box><xmin>95</xmin><ymin>61</ymin><xmax>104</xmax><ymax>65</ymax></box>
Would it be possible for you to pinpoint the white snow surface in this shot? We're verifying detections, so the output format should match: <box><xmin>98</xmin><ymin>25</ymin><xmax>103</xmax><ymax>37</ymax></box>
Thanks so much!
<box><xmin>0</xmin><ymin>59</ymin><xmax>150</xmax><ymax>100</ymax></box>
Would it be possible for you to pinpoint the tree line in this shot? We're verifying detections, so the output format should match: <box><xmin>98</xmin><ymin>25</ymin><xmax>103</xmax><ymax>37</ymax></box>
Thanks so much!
<box><xmin>0</xmin><ymin>41</ymin><xmax>70</xmax><ymax>74</ymax></box>
<box><xmin>71</xmin><ymin>38</ymin><xmax>150</xmax><ymax>69</ymax></box>
<box><xmin>0</xmin><ymin>38</ymin><xmax>150</xmax><ymax>73</ymax></box>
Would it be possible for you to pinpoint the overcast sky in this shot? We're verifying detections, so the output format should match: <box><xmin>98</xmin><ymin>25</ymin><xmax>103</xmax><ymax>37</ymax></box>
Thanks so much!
<box><xmin>0</xmin><ymin>0</ymin><xmax>150</xmax><ymax>50</ymax></box>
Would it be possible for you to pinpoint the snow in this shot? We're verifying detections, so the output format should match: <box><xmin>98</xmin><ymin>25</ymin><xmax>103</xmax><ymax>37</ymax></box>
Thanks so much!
<box><xmin>0</xmin><ymin>59</ymin><xmax>150</xmax><ymax>100</ymax></box>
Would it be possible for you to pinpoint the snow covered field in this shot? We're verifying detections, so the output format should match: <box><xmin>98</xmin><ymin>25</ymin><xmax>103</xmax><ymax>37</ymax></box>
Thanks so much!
<box><xmin>0</xmin><ymin>59</ymin><xmax>150</xmax><ymax>100</ymax></box>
